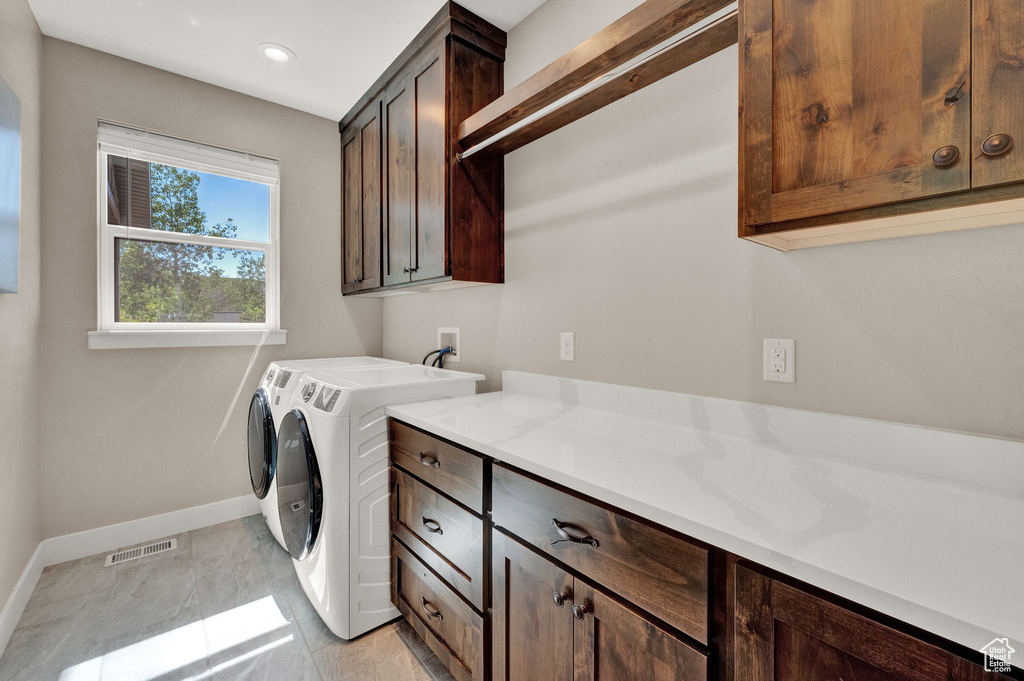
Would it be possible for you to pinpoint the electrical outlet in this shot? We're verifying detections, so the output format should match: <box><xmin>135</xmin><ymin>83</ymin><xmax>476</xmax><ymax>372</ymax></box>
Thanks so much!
<box><xmin>764</xmin><ymin>339</ymin><xmax>795</xmax><ymax>383</ymax></box>
<box><xmin>437</xmin><ymin>327</ymin><xmax>461</xmax><ymax>363</ymax></box>
<box><xmin>560</xmin><ymin>332</ymin><xmax>575</xmax><ymax>362</ymax></box>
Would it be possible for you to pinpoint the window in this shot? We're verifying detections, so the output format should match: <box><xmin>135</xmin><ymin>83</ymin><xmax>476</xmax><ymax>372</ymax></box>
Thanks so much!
<box><xmin>89</xmin><ymin>123</ymin><xmax>284</xmax><ymax>349</ymax></box>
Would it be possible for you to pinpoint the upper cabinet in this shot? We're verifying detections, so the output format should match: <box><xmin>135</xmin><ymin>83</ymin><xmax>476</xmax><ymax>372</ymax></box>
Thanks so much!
<box><xmin>740</xmin><ymin>0</ymin><xmax>1024</xmax><ymax>249</ymax></box>
<box><xmin>341</xmin><ymin>99</ymin><xmax>382</xmax><ymax>294</ymax></box>
<box><xmin>340</xmin><ymin>3</ymin><xmax>505</xmax><ymax>295</ymax></box>
<box><xmin>973</xmin><ymin>0</ymin><xmax>1024</xmax><ymax>189</ymax></box>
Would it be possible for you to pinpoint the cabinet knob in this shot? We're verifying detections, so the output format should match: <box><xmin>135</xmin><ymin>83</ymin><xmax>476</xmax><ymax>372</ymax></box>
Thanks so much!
<box><xmin>418</xmin><ymin>452</ymin><xmax>440</xmax><ymax>468</ymax></box>
<box><xmin>352</xmin><ymin>278</ymin><xmax>362</xmax><ymax>284</ymax></box>
<box><xmin>982</xmin><ymin>133</ymin><xmax>1014</xmax><ymax>157</ymax></box>
<box><xmin>931</xmin><ymin>145</ymin><xmax>960</xmax><ymax>168</ymax></box>
<box><xmin>572</xmin><ymin>604</ymin><xmax>588</xmax><ymax>621</ymax></box>
<box><xmin>553</xmin><ymin>591</ymin><xmax>569</xmax><ymax>608</ymax></box>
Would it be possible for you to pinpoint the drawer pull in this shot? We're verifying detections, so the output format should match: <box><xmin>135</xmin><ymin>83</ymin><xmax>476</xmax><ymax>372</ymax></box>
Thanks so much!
<box><xmin>552</xmin><ymin>591</ymin><xmax>569</xmax><ymax>608</ymax></box>
<box><xmin>551</xmin><ymin>519</ymin><xmax>599</xmax><ymax>548</ymax></box>
<box><xmin>419</xmin><ymin>452</ymin><xmax>440</xmax><ymax>467</ymax></box>
<box><xmin>421</xmin><ymin>597</ymin><xmax>443</xmax><ymax>620</ymax></box>
<box><xmin>572</xmin><ymin>603</ymin><xmax>588</xmax><ymax>621</ymax></box>
<box><xmin>421</xmin><ymin>517</ymin><xmax>443</xmax><ymax>535</ymax></box>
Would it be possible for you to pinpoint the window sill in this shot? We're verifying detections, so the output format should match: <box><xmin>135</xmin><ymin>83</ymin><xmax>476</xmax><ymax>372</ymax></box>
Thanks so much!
<box><xmin>88</xmin><ymin>329</ymin><xmax>287</xmax><ymax>350</ymax></box>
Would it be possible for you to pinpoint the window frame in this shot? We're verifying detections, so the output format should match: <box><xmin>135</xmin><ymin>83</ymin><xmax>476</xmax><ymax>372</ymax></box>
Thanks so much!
<box><xmin>91</xmin><ymin>124</ymin><xmax>283</xmax><ymax>348</ymax></box>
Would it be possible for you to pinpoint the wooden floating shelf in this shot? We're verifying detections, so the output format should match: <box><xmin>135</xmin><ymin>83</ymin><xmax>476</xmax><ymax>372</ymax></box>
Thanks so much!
<box><xmin>456</xmin><ymin>0</ymin><xmax>739</xmax><ymax>158</ymax></box>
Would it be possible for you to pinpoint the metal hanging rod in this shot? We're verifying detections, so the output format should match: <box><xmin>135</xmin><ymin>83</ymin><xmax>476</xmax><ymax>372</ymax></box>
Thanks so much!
<box><xmin>456</xmin><ymin>0</ymin><xmax>739</xmax><ymax>162</ymax></box>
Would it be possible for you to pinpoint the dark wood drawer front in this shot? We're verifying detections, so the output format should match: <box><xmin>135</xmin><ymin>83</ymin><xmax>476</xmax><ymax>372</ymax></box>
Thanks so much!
<box><xmin>492</xmin><ymin>464</ymin><xmax>709</xmax><ymax>644</ymax></box>
<box><xmin>390</xmin><ymin>419</ymin><xmax>485</xmax><ymax>512</ymax></box>
<box><xmin>392</xmin><ymin>538</ymin><xmax>484</xmax><ymax>681</ymax></box>
<box><xmin>392</xmin><ymin>466</ymin><xmax>486</xmax><ymax>610</ymax></box>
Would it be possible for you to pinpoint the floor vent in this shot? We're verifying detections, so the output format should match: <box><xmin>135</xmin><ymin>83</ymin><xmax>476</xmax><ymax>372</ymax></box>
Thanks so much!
<box><xmin>104</xmin><ymin>538</ymin><xmax>177</xmax><ymax>567</ymax></box>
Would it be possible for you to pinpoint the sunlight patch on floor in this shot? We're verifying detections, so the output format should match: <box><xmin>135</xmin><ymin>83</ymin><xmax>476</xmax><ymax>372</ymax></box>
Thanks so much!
<box><xmin>57</xmin><ymin>596</ymin><xmax>291</xmax><ymax>681</ymax></box>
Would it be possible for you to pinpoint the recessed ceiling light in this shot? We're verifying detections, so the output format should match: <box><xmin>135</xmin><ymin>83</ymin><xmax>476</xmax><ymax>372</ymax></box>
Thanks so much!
<box><xmin>258</xmin><ymin>43</ymin><xmax>296</xmax><ymax>63</ymax></box>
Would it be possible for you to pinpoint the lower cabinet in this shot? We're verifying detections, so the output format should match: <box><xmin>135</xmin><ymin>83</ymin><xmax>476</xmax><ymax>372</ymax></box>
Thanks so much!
<box><xmin>389</xmin><ymin>418</ymin><xmax>1019</xmax><ymax>681</ymax></box>
<box><xmin>491</xmin><ymin>529</ymin><xmax>707</xmax><ymax>681</ymax></box>
<box><xmin>735</xmin><ymin>566</ymin><xmax>1015</xmax><ymax>681</ymax></box>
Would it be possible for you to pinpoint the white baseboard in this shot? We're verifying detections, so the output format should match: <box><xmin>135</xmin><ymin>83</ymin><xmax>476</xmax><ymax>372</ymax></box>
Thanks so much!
<box><xmin>0</xmin><ymin>543</ymin><xmax>46</xmax><ymax>661</ymax></box>
<box><xmin>0</xmin><ymin>494</ymin><xmax>260</xmax><ymax>656</ymax></box>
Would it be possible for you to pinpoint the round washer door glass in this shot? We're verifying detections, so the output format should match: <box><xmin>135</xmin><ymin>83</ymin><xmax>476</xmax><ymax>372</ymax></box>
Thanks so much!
<box><xmin>247</xmin><ymin>389</ymin><xmax>276</xmax><ymax>499</ymax></box>
<box><xmin>276</xmin><ymin>409</ymin><xmax>322</xmax><ymax>560</ymax></box>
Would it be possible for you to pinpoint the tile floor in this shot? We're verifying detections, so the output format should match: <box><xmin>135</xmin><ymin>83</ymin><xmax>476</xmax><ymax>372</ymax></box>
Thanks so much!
<box><xmin>0</xmin><ymin>515</ymin><xmax>456</xmax><ymax>681</ymax></box>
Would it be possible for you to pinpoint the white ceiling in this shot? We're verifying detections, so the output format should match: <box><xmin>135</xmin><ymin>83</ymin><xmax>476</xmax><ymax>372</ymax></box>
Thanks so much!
<box><xmin>27</xmin><ymin>0</ymin><xmax>548</xmax><ymax>120</ymax></box>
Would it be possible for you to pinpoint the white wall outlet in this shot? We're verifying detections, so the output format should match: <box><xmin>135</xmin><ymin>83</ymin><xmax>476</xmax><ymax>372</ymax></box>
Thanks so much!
<box><xmin>763</xmin><ymin>339</ymin><xmax>795</xmax><ymax>383</ymax></box>
<box><xmin>560</xmin><ymin>332</ymin><xmax>575</xmax><ymax>362</ymax></box>
<box><xmin>437</xmin><ymin>327</ymin><xmax>461</xmax><ymax>363</ymax></box>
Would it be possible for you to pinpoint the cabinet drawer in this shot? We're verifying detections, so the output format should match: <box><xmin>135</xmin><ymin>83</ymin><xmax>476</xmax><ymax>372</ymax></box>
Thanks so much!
<box><xmin>392</xmin><ymin>537</ymin><xmax>485</xmax><ymax>681</ymax></box>
<box><xmin>390</xmin><ymin>419</ymin><xmax>485</xmax><ymax>512</ymax></box>
<box><xmin>492</xmin><ymin>464</ymin><xmax>709</xmax><ymax>644</ymax></box>
<box><xmin>392</xmin><ymin>466</ymin><xmax>486</xmax><ymax>610</ymax></box>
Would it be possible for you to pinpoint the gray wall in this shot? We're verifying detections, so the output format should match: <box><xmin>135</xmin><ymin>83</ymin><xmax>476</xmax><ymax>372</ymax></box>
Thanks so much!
<box><xmin>384</xmin><ymin>0</ymin><xmax>1024</xmax><ymax>442</ymax></box>
<box><xmin>39</xmin><ymin>39</ymin><xmax>383</xmax><ymax>538</ymax></box>
<box><xmin>0</xmin><ymin>0</ymin><xmax>42</xmax><ymax>610</ymax></box>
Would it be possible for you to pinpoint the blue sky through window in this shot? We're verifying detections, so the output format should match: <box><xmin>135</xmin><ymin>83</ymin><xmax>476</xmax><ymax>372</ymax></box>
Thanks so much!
<box><xmin>195</xmin><ymin>172</ymin><xmax>270</xmax><ymax>277</ymax></box>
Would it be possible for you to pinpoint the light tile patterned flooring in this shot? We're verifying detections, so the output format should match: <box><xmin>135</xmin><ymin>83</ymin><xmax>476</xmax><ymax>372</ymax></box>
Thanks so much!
<box><xmin>0</xmin><ymin>515</ymin><xmax>455</xmax><ymax>681</ymax></box>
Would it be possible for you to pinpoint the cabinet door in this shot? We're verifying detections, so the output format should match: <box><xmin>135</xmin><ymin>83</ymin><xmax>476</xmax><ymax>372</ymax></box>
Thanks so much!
<box><xmin>341</xmin><ymin>101</ymin><xmax>382</xmax><ymax>294</ymax></box>
<box><xmin>972</xmin><ymin>0</ymin><xmax>1024</xmax><ymax>188</ymax></box>
<box><xmin>492</xmin><ymin>531</ymin><xmax>574</xmax><ymax>681</ymax></box>
<box><xmin>572</xmin><ymin>581</ymin><xmax>706</xmax><ymax>681</ymax></box>
<box><xmin>734</xmin><ymin>567</ymin><xmax>995</xmax><ymax>681</ymax></box>
<box><xmin>411</xmin><ymin>42</ymin><xmax>448</xmax><ymax>282</ymax></box>
<box><xmin>383</xmin><ymin>74</ymin><xmax>414</xmax><ymax>287</ymax></box>
<box><xmin>741</xmin><ymin>0</ymin><xmax>972</xmax><ymax>227</ymax></box>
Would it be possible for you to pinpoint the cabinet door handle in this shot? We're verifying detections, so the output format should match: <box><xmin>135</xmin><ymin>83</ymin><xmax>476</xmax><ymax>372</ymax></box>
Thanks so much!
<box><xmin>944</xmin><ymin>81</ymin><xmax>966</xmax><ymax>107</ymax></box>
<box><xmin>422</xmin><ymin>517</ymin><xmax>443</xmax><ymax>535</ymax></box>
<box><xmin>932</xmin><ymin>145</ymin><xmax>960</xmax><ymax>168</ymax></box>
<box><xmin>552</xmin><ymin>591</ymin><xmax>570</xmax><ymax>608</ymax></box>
<box><xmin>982</xmin><ymin>133</ymin><xmax>1014</xmax><ymax>157</ymax></box>
<box><xmin>421</xmin><ymin>597</ymin><xmax>443</xmax><ymax>620</ymax></box>
<box><xmin>419</xmin><ymin>452</ymin><xmax>440</xmax><ymax>468</ymax></box>
<box><xmin>551</xmin><ymin>519</ymin><xmax>599</xmax><ymax>548</ymax></box>
<box><xmin>572</xmin><ymin>603</ymin><xmax>588</xmax><ymax>621</ymax></box>
<box><xmin>352</xmin><ymin>277</ymin><xmax>362</xmax><ymax>284</ymax></box>
<box><xmin>403</xmin><ymin>267</ymin><xmax>419</xmax><ymax>273</ymax></box>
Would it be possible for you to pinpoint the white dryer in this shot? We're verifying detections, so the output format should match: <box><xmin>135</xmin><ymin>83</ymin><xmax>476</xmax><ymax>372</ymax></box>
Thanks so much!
<box><xmin>247</xmin><ymin>357</ymin><xmax>406</xmax><ymax>549</ymax></box>
<box><xmin>275</xmin><ymin>365</ymin><xmax>484</xmax><ymax>639</ymax></box>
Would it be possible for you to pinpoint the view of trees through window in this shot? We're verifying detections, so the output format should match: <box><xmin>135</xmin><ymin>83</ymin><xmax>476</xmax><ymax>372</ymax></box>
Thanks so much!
<box><xmin>114</xmin><ymin>162</ymin><xmax>268</xmax><ymax>323</ymax></box>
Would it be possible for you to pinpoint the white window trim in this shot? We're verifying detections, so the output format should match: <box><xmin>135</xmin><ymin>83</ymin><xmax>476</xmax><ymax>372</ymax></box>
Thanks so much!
<box><xmin>91</xmin><ymin>123</ymin><xmax>284</xmax><ymax>350</ymax></box>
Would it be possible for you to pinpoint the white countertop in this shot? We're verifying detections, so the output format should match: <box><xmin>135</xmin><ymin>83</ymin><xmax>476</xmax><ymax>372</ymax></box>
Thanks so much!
<box><xmin>386</xmin><ymin>371</ymin><xmax>1024</xmax><ymax>655</ymax></box>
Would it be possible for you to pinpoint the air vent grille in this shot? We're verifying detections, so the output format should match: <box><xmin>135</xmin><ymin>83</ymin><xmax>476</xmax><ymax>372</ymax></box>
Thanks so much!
<box><xmin>104</xmin><ymin>538</ymin><xmax>177</xmax><ymax>567</ymax></box>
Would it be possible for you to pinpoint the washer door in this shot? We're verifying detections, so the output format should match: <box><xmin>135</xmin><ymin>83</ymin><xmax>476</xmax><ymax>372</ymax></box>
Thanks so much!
<box><xmin>247</xmin><ymin>389</ymin><xmax>276</xmax><ymax>500</ymax></box>
<box><xmin>276</xmin><ymin>409</ymin><xmax>323</xmax><ymax>560</ymax></box>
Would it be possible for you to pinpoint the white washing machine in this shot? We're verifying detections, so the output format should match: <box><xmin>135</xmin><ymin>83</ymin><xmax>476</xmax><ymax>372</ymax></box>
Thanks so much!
<box><xmin>247</xmin><ymin>357</ymin><xmax>406</xmax><ymax>549</ymax></box>
<box><xmin>275</xmin><ymin>364</ymin><xmax>485</xmax><ymax>639</ymax></box>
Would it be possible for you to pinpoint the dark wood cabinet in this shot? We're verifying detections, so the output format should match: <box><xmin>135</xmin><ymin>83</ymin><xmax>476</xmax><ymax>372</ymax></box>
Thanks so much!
<box><xmin>740</xmin><ymin>0</ymin><xmax>1024</xmax><ymax>249</ymax></box>
<box><xmin>389</xmin><ymin>418</ymin><xmax>1021</xmax><ymax>681</ymax></box>
<box><xmin>491</xmin><ymin>530</ymin><xmax>706</xmax><ymax>681</ymax></box>
<box><xmin>491</xmin><ymin>531</ymin><xmax>574</xmax><ymax>681</ymax></box>
<box><xmin>491</xmin><ymin>464</ymin><xmax>709</xmax><ymax>645</ymax></box>
<box><xmin>340</xmin><ymin>99</ymin><xmax>382</xmax><ymax>293</ymax></box>
<box><xmin>340</xmin><ymin>3</ymin><xmax>505</xmax><ymax>295</ymax></box>
<box><xmin>735</xmin><ymin>566</ymin><xmax>1015</xmax><ymax>681</ymax></box>
<box><xmin>972</xmin><ymin>0</ymin><xmax>1024</xmax><ymax>189</ymax></box>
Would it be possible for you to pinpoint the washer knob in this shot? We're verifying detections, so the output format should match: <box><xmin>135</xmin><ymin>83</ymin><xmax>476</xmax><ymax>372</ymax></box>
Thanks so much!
<box><xmin>302</xmin><ymin>383</ymin><xmax>316</xmax><ymax>401</ymax></box>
